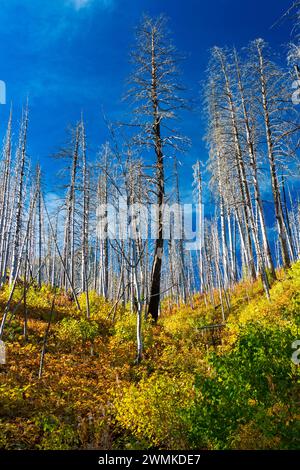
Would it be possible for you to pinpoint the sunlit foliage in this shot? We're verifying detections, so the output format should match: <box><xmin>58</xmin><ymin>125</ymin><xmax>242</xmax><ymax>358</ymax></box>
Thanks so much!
<box><xmin>0</xmin><ymin>263</ymin><xmax>299</xmax><ymax>449</ymax></box>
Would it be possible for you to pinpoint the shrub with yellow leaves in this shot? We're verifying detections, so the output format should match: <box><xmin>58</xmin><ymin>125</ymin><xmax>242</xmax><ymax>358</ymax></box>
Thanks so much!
<box><xmin>114</xmin><ymin>372</ymin><xmax>195</xmax><ymax>449</ymax></box>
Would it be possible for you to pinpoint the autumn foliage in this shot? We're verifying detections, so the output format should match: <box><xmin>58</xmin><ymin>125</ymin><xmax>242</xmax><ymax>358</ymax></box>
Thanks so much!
<box><xmin>0</xmin><ymin>263</ymin><xmax>299</xmax><ymax>450</ymax></box>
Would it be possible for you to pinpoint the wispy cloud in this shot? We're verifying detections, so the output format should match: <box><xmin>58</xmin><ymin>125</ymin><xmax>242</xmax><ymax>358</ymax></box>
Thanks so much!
<box><xmin>67</xmin><ymin>0</ymin><xmax>114</xmax><ymax>10</ymax></box>
<box><xmin>68</xmin><ymin>0</ymin><xmax>92</xmax><ymax>9</ymax></box>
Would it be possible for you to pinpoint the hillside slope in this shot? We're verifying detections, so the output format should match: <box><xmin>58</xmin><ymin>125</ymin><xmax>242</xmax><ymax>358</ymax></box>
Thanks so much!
<box><xmin>0</xmin><ymin>263</ymin><xmax>299</xmax><ymax>450</ymax></box>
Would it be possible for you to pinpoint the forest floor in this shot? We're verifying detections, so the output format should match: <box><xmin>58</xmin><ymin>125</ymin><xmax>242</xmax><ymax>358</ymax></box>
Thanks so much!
<box><xmin>0</xmin><ymin>263</ymin><xmax>299</xmax><ymax>450</ymax></box>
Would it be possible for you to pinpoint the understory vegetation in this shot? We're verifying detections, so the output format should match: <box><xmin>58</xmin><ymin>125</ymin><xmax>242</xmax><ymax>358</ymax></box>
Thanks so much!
<box><xmin>0</xmin><ymin>262</ymin><xmax>299</xmax><ymax>450</ymax></box>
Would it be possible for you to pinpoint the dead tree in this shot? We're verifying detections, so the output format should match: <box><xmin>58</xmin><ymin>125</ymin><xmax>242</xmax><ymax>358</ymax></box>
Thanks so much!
<box><xmin>127</xmin><ymin>15</ymin><xmax>188</xmax><ymax>321</ymax></box>
<box><xmin>10</xmin><ymin>105</ymin><xmax>29</xmax><ymax>285</ymax></box>
<box><xmin>0</xmin><ymin>108</ymin><xmax>12</xmax><ymax>285</ymax></box>
<box><xmin>251</xmin><ymin>39</ymin><xmax>295</xmax><ymax>268</ymax></box>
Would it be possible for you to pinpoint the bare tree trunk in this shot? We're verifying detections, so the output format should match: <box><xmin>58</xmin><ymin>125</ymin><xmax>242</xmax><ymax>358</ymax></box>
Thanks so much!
<box><xmin>80</xmin><ymin>119</ymin><xmax>90</xmax><ymax>318</ymax></box>
<box><xmin>216</xmin><ymin>49</ymin><xmax>257</xmax><ymax>281</ymax></box>
<box><xmin>43</xmin><ymin>195</ymin><xmax>81</xmax><ymax>312</ymax></box>
<box><xmin>256</xmin><ymin>40</ymin><xmax>291</xmax><ymax>269</ymax></box>
<box><xmin>62</xmin><ymin>124</ymin><xmax>80</xmax><ymax>292</ymax></box>
<box><xmin>147</xmin><ymin>30</ymin><xmax>165</xmax><ymax>322</ymax></box>
<box><xmin>36</xmin><ymin>166</ymin><xmax>43</xmax><ymax>288</ymax></box>
<box><xmin>38</xmin><ymin>296</ymin><xmax>56</xmax><ymax>379</ymax></box>
<box><xmin>193</xmin><ymin>161</ymin><xmax>205</xmax><ymax>292</ymax></box>
<box><xmin>174</xmin><ymin>158</ymin><xmax>187</xmax><ymax>303</ymax></box>
<box><xmin>0</xmin><ymin>109</ymin><xmax>12</xmax><ymax>285</ymax></box>
<box><xmin>234</xmin><ymin>49</ymin><xmax>275</xmax><ymax>279</ymax></box>
<box><xmin>10</xmin><ymin>105</ymin><xmax>29</xmax><ymax>285</ymax></box>
<box><xmin>0</xmin><ymin>187</ymin><xmax>38</xmax><ymax>339</ymax></box>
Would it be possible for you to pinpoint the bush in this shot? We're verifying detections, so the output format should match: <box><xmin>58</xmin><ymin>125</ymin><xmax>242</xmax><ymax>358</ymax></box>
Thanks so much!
<box><xmin>56</xmin><ymin>318</ymin><xmax>99</xmax><ymax>350</ymax></box>
<box><xmin>114</xmin><ymin>372</ymin><xmax>194</xmax><ymax>449</ymax></box>
<box><xmin>184</xmin><ymin>322</ymin><xmax>299</xmax><ymax>449</ymax></box>
<box><xmin>113</xmin><ymin>312</ymin><xmax>154</xmax><ymax>349</ymax></box>
<box><xmin>35</xmin><ymin>414</ymin><xmax>79</xmax><ymax>450</ymax></box>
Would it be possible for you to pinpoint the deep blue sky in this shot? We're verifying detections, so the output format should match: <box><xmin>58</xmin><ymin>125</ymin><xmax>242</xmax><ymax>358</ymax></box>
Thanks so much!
<box><xmin>0</xmin><ymin>0</ymin><xmax>294</xmax><ymax>199</ymax></box>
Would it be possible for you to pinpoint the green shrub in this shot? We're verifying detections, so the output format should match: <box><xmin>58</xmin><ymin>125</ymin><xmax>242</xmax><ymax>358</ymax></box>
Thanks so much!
<box><xmin>113</xmin><ymin>312</ymin><xmax>154</xmax><ymax>349</ymax></box>
<box><xmin>56</xmin><ymin>317</ymin><xmax>99</xmax><ymax>350</ymax></box>
<box><xmin>35</xmin><ymin>414</ymin><xmax>79</xmax><ymax>450</ymax></box>
<box><xmin>184</xmin><ymin>322</ymin><xmax>299</xmax><ymax>449</ymax></box>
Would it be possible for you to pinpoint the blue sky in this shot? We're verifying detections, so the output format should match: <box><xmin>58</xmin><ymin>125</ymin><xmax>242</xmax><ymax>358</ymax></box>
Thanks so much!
<box><xmin>0</xmin><ymin>0</ymin><xmax>294</xmax><ymax>197</ymax></box>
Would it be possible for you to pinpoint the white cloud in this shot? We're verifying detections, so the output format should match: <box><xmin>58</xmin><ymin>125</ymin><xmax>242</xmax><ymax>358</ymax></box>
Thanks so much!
<box><xmin>68</xmin><ymin>0</ymin><xmax>113</xmax><ymax>10</ymax></box>
<box><xmin>70</xmin><ymin>0</ymin><xmax>90</xmax><ymax>9</ymax></box>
